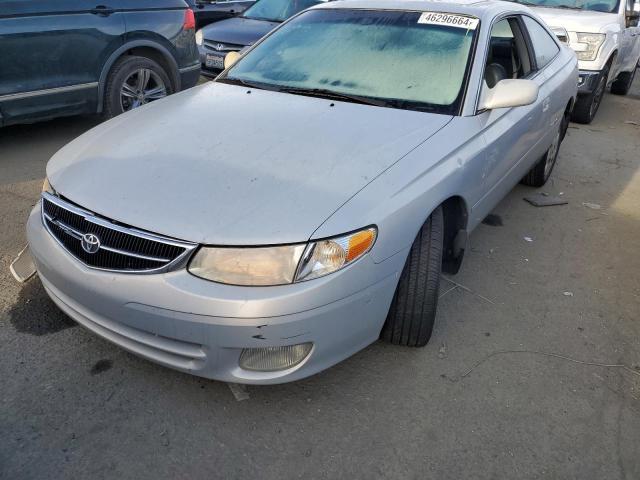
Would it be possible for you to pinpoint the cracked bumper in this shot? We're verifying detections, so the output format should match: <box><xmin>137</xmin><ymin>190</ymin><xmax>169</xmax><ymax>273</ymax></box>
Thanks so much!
<box><xmin>27</xmin><ymin>205</ymin><xmax>404</xmax><ymax>384</ymax></box>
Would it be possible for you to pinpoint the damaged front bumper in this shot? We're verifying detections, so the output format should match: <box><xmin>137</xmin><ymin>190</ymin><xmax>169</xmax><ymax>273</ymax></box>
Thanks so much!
<box><xmin>26</xmin><ymin>205</ymin><xmax>403</xmax><ymax>384</ymax></box>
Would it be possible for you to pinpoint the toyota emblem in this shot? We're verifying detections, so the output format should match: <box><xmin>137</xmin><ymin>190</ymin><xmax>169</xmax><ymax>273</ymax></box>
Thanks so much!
<box><xmin>81</xmin><ymin>233</ymin><xmax>101</xmax><ymax>254</ymax></box>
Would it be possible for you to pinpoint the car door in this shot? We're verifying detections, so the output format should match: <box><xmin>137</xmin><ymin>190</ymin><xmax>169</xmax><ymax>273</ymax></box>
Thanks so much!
<box><xmin>617</xmin><ymin>0</ymin><xmax>640</xmax><ymax>73</ymax></box>
<box><xmin>472</xmin><ymin>16</ymin><xmax>551</xmax><ymax>222</ymax></box>
<box><xmin>521</xmin><ymin>16</ymin><xmax>565</xmax><ymax>146</ymax></box>
<box><xmin>633</xmin><ymin>0</ymin><xmax>640</xmax><ymax>66</ymax></box>
<box><xmin>0</xmin><ymin>0</ymin><xmax>124</xmax><ymax>126</ymax></box>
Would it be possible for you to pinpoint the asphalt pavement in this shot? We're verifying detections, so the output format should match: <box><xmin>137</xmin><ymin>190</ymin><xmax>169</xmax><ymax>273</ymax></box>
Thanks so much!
<box><xmin>1</xmin><ymin>77</ymin><xmax>639</xmax><ymax>479</ymax></box>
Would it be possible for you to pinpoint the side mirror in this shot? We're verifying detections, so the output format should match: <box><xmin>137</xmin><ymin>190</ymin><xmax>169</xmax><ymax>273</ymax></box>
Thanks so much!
<box><xmin>479</xmin><ymin>79</ymin><xmax>539</xmax><ymax>111</ymax></box>
<box><xmin>627</xmin><ymin>11</ymin><xmax>639</xmax><ymax>27</ymax></box>
<box><xmin>224</xmin><ymin>51</ymin><xmax>241</xmax><ymax>69</ymax></box>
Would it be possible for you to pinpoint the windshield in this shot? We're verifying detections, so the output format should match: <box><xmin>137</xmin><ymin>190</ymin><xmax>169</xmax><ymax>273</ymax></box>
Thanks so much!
<box><xmin>242</xmin><ymin>0</ymin><xmax>324</xmax><ymax>22</ymax></box>
<box><xmin>508</xmin><ymin>0</ymin><xmax>619</xmax><ymax>13</ymax></box>
<box><xmin>222</xmin><ymin>9</ymin><xmax>478</xmax><ymax>114</ymax></box>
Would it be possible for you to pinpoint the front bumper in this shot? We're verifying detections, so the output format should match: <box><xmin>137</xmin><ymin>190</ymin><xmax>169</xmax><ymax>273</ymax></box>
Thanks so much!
<box><xmin>577</xmin><ymin>69</ymin><xmax>604</xmax><ymax>95</ymax></box>
<box><xmin>27</xmin><ymin>205</ymin><xmax>404</xmax><ymax>384</ymax></box>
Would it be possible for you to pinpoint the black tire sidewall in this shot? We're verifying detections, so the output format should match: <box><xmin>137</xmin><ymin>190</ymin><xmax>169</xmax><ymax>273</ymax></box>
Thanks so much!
<box><xmin>381</xmin><ymin>206</ymin><xmax>444</xmax><ymax>347</ymax></box>
<box><xmin>104</xmin><ymin>56</ymin><xmax>173</xmax><ymax>119</ymax></box>
<box><xmin>571</xmin><ymin>66</ymin><xmax>609</xmax><ymax>124</ymax></box>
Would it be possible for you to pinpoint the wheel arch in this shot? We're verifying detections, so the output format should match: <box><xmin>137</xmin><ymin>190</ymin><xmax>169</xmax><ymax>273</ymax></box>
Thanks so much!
<box><xmin>439</xmin><ymin>195</ymin><xmax>469</xmax><ymax>275</ymax></box>
<box><xmin>97</xmin><ymin>40</ymin><xmax>181</xmax><ymax>113</ymax></box>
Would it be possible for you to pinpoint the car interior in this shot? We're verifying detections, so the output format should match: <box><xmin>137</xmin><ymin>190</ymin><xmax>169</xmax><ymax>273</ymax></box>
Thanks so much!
<box><xmin>484</xmin><ymin>17</ymin><xmax>532</xmax><ymax>88</ymax></box>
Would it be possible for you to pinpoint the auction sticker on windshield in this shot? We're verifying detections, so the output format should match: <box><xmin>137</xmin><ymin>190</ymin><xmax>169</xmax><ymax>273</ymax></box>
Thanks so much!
<box><xmin>418</xmin><ymin>12</ymin><xmax>479</xmax><ymax>29</ymax></box>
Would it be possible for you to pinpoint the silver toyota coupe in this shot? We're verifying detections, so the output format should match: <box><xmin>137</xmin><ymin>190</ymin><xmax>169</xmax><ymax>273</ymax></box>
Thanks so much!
<box><xmin>22</xmin><ymin>0</ymin><xmax>578</xmax><ymax>383</ymax></box>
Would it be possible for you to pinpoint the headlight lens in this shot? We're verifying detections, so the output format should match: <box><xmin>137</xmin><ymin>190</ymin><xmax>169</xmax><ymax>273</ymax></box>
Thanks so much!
<box><xmin>573</xmin><ymin>33</ymin><xmax>605</xmax><ymax>61</ymax></box>
<box><xmin>42</xmin><ymin>177</ymin><xmax>53</xmax><ymax>194</ymax></box>
<box><xmin>189</xmin><ymin>244</ymin><xmax>306</xmax><ymax>286</ymax></box>
<box><xmin>195</xmin><ymin>29</ymin><xmax>203</xmax><ymax>46</ymax></box>
<box><xmin>294</xmin><ymin>228</ymin><xmax>377</xmax><ymax>282</ymax></box>
<box><xmin>188</xmin><ymin>227</ymin><xmax>377</xmax><ymax>286</ymax></box>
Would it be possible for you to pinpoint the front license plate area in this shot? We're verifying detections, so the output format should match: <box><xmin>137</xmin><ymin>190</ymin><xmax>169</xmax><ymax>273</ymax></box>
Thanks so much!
<box><xmin>205</xmin><ymin>54</ymin><xmax>224</xmax><ymax>70</ymax></box>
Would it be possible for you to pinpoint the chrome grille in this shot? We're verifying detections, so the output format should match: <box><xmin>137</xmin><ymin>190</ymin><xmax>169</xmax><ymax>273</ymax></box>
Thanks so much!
<box><xmin>203</xmin><ymin>40</ymin><xmax>243</xmax><ymax>52</ymax></box>
<box><xmin>41</xmin><ymin>193</ymin><xmax>196</xmax><ymax>273</ymax></box>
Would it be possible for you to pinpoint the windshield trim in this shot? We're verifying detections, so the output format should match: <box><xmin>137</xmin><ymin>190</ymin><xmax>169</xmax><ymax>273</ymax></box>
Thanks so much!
<box><xmin>219</xmin><ymin>7</ymin><xmax>481</xmax><ymax>116</ymax></box>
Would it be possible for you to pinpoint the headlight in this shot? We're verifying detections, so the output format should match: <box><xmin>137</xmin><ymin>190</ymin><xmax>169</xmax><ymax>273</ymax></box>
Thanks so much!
<box><xmin>195</xmin><ymin>29</ymin><xmax>203</xmax><ymax>46</ymax></box>
<box><xmin>572</xmin><ymin>33</ymin><xmax>605</xmax><ymax>61</ymax></box>
<box><xmin>42</xmin><ymin>177</ymin><xmax>54</xmax><ymax>194</ymax></box>
<box><xmin>188</xmin><ymin>227</ymin><xmax>377</xmax><ymax>286</ymax></box>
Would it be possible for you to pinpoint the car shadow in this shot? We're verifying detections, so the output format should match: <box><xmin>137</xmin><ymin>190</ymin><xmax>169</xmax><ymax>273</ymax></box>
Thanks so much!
<box><xmin>6</xmin><ymin>276</ymin><xmax>76</xmax><ymax>336</ymax></box>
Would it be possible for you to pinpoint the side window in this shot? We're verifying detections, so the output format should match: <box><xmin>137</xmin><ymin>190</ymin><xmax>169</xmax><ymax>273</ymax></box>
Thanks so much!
<box><xmin>485</xmin><ymin>18</ymin><xmax>532</xmax><ymax>88</ymax></box>
<box><xmin>522</xmin><ymin>17</ymin><xmax>560</xmax><ymax>69</ymax></box>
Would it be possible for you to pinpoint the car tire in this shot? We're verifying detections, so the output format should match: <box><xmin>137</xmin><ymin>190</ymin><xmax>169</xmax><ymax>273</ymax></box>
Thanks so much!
<box><xmin>610</xmin><ymin>67</ymin><xmax>636</xmax><ymax>96</ymax></box>
<box><xmin>521</xmin><ymin>109</ymin><xmax>568</xmax><ymax>187</ymax></box>
<box><xmin>381</xmin><ymin>206</ymin><xmax>443</xmax><ymax>347</ymax></box>
<box><xmin>104</xmin><ymin>56</ymin><xmax>173</xmax><ymax>119</ymax></box>
<box><xmin>571</xmin><ymin>65</ymin><xmax>609</xmax><ymax>124</ymax></box>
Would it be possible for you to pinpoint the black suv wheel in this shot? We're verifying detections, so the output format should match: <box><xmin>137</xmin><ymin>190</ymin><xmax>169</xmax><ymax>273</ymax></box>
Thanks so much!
<box><xmin>104</xmin><ymin>56</ymin><xmax>173</xmax><ymax>119</ymax></box>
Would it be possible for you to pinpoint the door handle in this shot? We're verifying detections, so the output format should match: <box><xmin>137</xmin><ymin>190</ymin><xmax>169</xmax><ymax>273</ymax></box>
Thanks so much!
<box><xmin>91</xmin><ymin>5</ymin><xmax>115</xmax><ymax>15</ymax></box>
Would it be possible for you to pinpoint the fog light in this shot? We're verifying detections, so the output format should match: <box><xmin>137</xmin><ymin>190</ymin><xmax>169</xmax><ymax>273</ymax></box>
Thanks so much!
<box><xmin>239</xmin><ymin>343</ymin><xmax>313</xmax><ymax>372</ymax></box>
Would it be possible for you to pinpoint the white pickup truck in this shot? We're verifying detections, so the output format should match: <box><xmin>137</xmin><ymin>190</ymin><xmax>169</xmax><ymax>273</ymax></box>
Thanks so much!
<box><xmin>511</xmin><ymin>0</ymin><xmax>640</xmax><ymax>123</ymax></box>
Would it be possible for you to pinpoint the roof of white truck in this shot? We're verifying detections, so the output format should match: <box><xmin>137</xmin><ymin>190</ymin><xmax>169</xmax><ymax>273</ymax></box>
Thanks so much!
<box><xmin>314</xmin><ymin>0</ymin><xmax>532</xmax><ymax>20</ymax></box>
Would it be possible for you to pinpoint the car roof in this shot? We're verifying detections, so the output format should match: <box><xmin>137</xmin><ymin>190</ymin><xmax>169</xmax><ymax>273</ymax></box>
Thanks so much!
<box><xmin>311</xmin><ymin>0</ymin><xmax>532</xmax><ymax>20</ymax></box>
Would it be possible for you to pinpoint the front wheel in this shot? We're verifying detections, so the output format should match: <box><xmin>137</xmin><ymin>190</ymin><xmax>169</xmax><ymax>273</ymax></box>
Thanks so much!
<box><xmin>571</xmin><ymin>66</ymin><xmax>609</xmax><ymax>124</ymax></box>
<box><xmin>103</xmin><ymin>56</ymin><xmax>173</xmax><ymax>119</ymax></box>
<box><xmin>381</xmin><ymin>206</ymin><xmax>443</xmax><ymax>347</ymax></box>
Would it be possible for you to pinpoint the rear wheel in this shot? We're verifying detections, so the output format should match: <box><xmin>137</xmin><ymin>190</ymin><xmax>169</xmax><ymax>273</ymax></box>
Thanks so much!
<box><xmin>104</xmin><ymin>56</ymin><xmax>173</xmax><ymax>119</ymax></box>
<box><xmin>571</xmin><ymin>65</ymin><xmax>609</xmax><ymax>124</ymax></box>
<box><xmin>521</xmin><ymin>110</ymin><xmax>568</xmax><ymax>187</ymax></box>
<box><xmin>381</xmin><ymin>206</ymin><xmax>443</xmax><ymax>347</ymax></box>
<box><xmin>610</xmin><ymin>67</ymin><xmax>636</xmax><ymax>96</ymax></box>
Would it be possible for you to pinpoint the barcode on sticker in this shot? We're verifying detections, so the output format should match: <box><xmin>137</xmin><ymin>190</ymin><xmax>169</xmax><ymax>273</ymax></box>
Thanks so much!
<box><xmin>418</xmin><ymin>12</ymin><xmax>479</xmax><ymax>30</ymax></box>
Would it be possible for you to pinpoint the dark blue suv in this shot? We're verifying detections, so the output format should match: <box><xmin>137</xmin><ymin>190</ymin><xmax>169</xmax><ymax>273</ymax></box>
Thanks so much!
<box><xmin>0</xmin><ymin>0</ymin><xmax>201</xmax><ymax>127</ymax></box>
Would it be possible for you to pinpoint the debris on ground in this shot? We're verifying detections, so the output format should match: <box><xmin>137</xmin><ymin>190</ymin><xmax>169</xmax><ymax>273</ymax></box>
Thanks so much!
<box><xmin>524</xmin><ymin>236</ymin><xmax>533</xmax><ymax>242</ymax></box>
<box><xmin>228</xmin><ymin>383</ymin><xmax>250</xmax><ymax>401</ymax></box>
<box><xmin>582</xmin><ymin>202</ymin><xmax>602</xmax><ymax>210</ymax></box>
<box><xmin>441</xmin><ymin>277</ymin><xmax>496</xmax><ymax>305</ymax></box>
<box><xmin>624</xmin><ymin>120</ymin><xmax>639</xmax><ymax>126</ymax></box>
<box><xmin>524</xmin><ymin>193</ymin><xmax>568</xmax><ymax>207</ymax></box>
<box><xmin>438</xmin><ymin>343</ymin><xmax>447</xmax><ymax>359</ymax></box>
<box><xmin>563</xmin><ymin>291</ymin><xmax>574</xmax><ymax>297</ymax></box>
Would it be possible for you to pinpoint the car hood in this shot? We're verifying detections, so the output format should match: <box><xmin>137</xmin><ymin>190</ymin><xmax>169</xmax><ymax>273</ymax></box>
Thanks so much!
<box><xmin>47</xmin><ymin>83</ymin><xmax>452</xmax><ymax>245</ymax></box>
<box><xmin>201</xmin><ymin>16</ymin><xmax>278</xmax><ymax>47</ymax></box>
<box><xmin>533</xmin><ymin>7</ymin><xmax>619</xmax><ymax>33</ymax></box>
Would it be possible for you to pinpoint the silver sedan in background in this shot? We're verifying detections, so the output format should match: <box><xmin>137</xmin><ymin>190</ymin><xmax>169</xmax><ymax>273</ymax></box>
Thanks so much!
<box><xmin>21</xmin><ymin>0</ymin><xmax>578</xmax><ymax>384</ymax></box>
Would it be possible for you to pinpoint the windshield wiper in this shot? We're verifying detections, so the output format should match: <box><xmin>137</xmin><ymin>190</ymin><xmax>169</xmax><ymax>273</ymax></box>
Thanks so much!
<box><xmin>274</xmin><ymin>87</ymin><xmax>391</xmax><ymax>107</ymax></box>
<box><xmin>216</xmin><ymin>77</ymin><xmax>279</xmax><ymax>91</ymax></box>
<box><xmin>549</xmin><ymin>4</ymin><xmax>583</xmax><ymax>9</ymax></box>
<box><xmin>502</xmin><ymin>0</ymin><xmax>540</xmax><ymax>6</ymax></box>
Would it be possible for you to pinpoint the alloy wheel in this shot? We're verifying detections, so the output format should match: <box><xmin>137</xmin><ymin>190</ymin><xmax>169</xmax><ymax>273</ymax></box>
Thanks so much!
<box><xmin>120</xmin><ymin>68</ymin><xmax>167</xmax><ymax>112</ymax></box>
<box><xmin>589</xmin><ymin>74</ymin><xmax>606</xmax><ymax>119</ymax></box>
